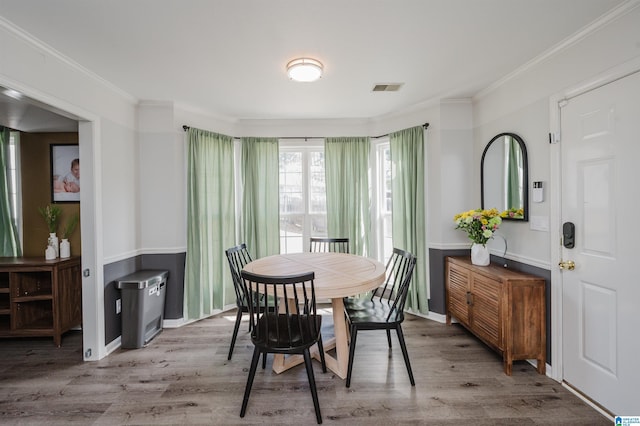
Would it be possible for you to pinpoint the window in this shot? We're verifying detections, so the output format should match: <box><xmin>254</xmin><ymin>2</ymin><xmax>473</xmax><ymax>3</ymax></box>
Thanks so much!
<box><xmin>374</xmin><ymin>141</ymin><xmax>393</xmax><ymax>262</ymax></box>
<box><xmin>278</xmin><ymin>138</ymin><xmax>391</xmax><ymax>262</ymax></box>
<box><xmin>279</xmin><ymin>140</ymin><xmax>326</xmax><ymax>253</ymax></box>
<box><xmin>7</xmin><ymin>132</ymin><xmax>22</xmax><ymax>245</ymax></box>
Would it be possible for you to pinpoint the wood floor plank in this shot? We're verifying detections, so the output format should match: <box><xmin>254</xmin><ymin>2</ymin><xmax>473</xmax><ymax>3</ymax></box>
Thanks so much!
<box><xmin>0</xmin><ymin>309</ymin><xmax>610</xmax><ymax>425</ymax></box>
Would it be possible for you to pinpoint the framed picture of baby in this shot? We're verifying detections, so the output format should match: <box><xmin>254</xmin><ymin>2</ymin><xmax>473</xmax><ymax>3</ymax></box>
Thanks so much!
<box><xmin>50</xmin><ymin>144</ymin><xmax>80</xmax><ymax>203</ymax></box>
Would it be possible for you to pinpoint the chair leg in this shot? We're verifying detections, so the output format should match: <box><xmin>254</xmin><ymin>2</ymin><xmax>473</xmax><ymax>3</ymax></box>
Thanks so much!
<box><xmin>228</xmin><ymin>308</ymin><xmax>243</xmax><ymax>360</ymax></box>
<box><xmin>303</xmin><ymin>349</ymin><xmax>323</xmax><ymax>424</ymax></box>
<box><xmin>316</xmin><ymin>335</ymin><xmax>327</xmax><ymax>373</ymax></box>
<box><xmin>261</xmin><ymin>352</ymin><xmax>267</xmax><ymax>369</ymax></box>
<box><xmin>240</xmin><ymin>346</ymin><xmax>261</xmax><ymax>417</ymax></box>
<box><xmin>386</xmin><ymin>329</ymin><xmax>392</xmax><ymax>348</ymax></box>
<box><xmin>345</xmin><ymin>325</ymin><xmax>358</xmax><ymax>388</ymax></box>
<box><xmin>344</xmin><ymin>310</ymin><xmax>351</xmax><ymax>341</ymax></box>
<box><xmin>395</xmin><ymin>324</ymin><xmax>415</xmax><ymax>386</ymax></box>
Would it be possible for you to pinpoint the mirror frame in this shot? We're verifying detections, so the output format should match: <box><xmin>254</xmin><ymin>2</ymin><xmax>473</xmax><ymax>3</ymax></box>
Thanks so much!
<box><xmin>480</xmin><ymin>132</ymin><xmax>529</xmax><ymax>221</ymax></box>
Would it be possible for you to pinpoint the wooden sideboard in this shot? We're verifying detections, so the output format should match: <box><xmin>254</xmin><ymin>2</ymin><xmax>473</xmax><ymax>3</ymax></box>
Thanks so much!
<box><xmin>445</xmin><ymin>256</ymin><xmax>546</xmax><ymax>375</ymax></box>
<box><xmin>0</xmin><ymin>256</ymin><xmax>82</xmax><ymax>346</ymax></box>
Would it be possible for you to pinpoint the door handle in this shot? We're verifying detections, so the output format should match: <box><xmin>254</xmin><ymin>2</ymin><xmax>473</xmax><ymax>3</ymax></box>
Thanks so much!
<box><xmin>558</xmin><ymin>260</ymin><xmax>576</xmax><ymax>270</ymax></box>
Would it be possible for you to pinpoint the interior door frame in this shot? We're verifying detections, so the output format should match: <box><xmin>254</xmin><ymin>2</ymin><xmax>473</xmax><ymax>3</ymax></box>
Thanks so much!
<box><xmin>548</xmin><ymin>56</ymin><xmax>640</xmax><ymax>384</ymax></box>
<box><xmin>0</xmin><ymin>76</ymin><xmax>106</xmax><ymax>361</ymax></box>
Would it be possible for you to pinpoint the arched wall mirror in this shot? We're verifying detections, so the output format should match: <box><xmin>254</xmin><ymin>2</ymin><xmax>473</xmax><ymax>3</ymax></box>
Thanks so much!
<box><xmin>481</xmin><ymin>132</ymin><xmax>529</xmax><ymax>221</ymax></box>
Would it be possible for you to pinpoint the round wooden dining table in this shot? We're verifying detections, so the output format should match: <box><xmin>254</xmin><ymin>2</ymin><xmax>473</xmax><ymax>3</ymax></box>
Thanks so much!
<box><xmin>242</xmin><ymin>252</ymin><xmax>386</xmax><ymax>379</ymax></box>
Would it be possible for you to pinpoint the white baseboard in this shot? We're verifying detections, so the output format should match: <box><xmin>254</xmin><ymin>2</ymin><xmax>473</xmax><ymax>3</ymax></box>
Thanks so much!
<box><xmin>405</xmin><ymin>309</ymin><xmax>447</xmax><ymax>324</ymax></box>
<box><xmin>425</xmin><ymin>311</ymin><xmax>447</xmax><ymax>323</ymax></box>
<box><xmin>105</xmin><ymin>336</ymin><xmax>121</xmax><ymax>355</ymax></box>
<box><xmin>163</xmin><ymin>318</ymin><xmax>188</xmax><ymax>328</ymax></box>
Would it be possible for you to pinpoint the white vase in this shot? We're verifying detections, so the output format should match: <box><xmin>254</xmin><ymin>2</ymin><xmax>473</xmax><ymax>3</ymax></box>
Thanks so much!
<box><xmin>48</xmin><ymin>233</ymin><xmax>59</xmax><ymax>258</ymax></box>
<box><xmin>60</xmin><ymin>239</ymin><xmax>71</xmax><ymax>258</ymax></box>
<box><xmin>45</xmin><ymin>245</ymin><xmax>56</xmax><ymax>260</ymax></box>
<box><xmin>471</xmin><ymin>243</ymin><xmax>490</xmax><ymax>266</ymax></box>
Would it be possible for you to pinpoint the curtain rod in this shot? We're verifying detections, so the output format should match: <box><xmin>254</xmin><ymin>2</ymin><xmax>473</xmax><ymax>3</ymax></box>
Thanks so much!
<box><xmin>372</xmin><ymin>122</ymin><xmax>429</xmax><ymax>139</ymax></box>
<box><xmin>182</xmin><ymin>122</ymin><xmax>429</xmax><ymax>139</ymax></box>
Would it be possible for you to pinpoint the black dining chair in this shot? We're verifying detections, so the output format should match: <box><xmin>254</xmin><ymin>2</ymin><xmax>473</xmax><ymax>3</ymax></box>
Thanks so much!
<box><xmin>343</xmin><ymin>247</ymin><xmax>417</xmax><ymax>388</ymax></box>
<box><xmin>224</xmin><ymin>243</ymin><xmax>255</xmax><ymax>361</ymax></box>
<box><xmin>239</xmin><ymin>270</ymin><xmax>327</xmax><ymax>424</ymax></box>
<box><xmin>309</xmin><ymin>237</ymin><xmax>350</xmax><ymax>253</ymax></box>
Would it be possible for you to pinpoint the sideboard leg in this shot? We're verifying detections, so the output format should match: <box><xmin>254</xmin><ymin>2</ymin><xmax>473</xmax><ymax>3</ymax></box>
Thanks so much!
<box><xmin>504</xmin><ymin>358</ymin><xmax>513</xmax><ymax>376</ymax></box>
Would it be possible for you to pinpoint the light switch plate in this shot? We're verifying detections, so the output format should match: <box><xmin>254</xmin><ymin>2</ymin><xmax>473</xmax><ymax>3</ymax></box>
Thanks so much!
<box><xmin>530</xmin><ymin>215</ymin><xmax>549</xmax><ymax>232</ymax></box>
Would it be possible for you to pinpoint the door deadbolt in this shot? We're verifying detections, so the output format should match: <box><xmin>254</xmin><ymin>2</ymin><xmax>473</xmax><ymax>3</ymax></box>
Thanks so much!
<box><xmin>563</xmin><ymin>222</ymin><xmax>575</xmax><ymax>249</ymax></box>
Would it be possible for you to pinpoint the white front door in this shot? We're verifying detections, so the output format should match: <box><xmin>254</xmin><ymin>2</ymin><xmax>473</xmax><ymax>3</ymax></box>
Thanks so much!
<box><xmin>560</xmin><ymin>70</ymin><xmax>640</xmax><ymax>414</ymax></box>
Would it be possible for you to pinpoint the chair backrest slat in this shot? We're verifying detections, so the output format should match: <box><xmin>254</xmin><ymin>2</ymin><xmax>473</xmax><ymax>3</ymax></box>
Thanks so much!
<box><xmin>225</xmin><ymin>243</ymin><xmax>253</xmax><ymax>307</ymax></box>
<box><xmin>371</xmin><ymin>247</ymin><xmax>417</xmax><ymax>322</ymax></box>
<box><xmin>240</xmin><ymin>270</ymin><xmax>320</xmax><ymax>352</ymax></box>
<box><xmin>309</xmin><ymin>237</ymin><xmax>350</xmax><ymax>253</ymax></box>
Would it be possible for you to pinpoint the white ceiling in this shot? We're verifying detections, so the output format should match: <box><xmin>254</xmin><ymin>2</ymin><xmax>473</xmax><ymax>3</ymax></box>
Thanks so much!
<box><xmin>0</xmin><ymin>88</ymin><xmax>79</xmax><ymax>132</ymax></box>
<box><xmin>0</xmin><ymin>0</ymin><xmax>628</xmax><ymax>127</ymax></box>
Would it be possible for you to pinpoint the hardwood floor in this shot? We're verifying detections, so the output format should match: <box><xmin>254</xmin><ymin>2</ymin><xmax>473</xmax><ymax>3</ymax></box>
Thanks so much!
<box><xmin>0</xmin><ymin>308</ymin><xmax>609</xmax><ymax>425</ymax></box>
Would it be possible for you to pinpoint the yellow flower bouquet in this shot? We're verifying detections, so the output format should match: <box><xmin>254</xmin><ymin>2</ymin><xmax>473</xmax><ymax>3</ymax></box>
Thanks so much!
<box><xmin>453</xmin><ymin>208</ymin><xmax>502</xmax><ymax>245</ymax></box>
<box><xmin>500</xmin><ymin>207</ymin><xmax>524</xmax><ymax>219</ymax></box>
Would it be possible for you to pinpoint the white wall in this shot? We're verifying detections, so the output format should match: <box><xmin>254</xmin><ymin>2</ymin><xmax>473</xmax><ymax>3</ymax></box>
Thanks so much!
<box><xmin>474</xmin><ymin>100</ymin><xmax>551</xmax><ymax>267</ymax></box>
<box><xmin>473</xmin><ymin>3</ymin><xmax>640</xmax><ymax>268</ymax></box>
<box><xmin>138</xmin><ymin>101</ymin><xmax>186</xmax><ymax>253</ymax></box>
<box><xmin>0</xmin><ymin>17</ymin><xmax>139</xmax><ymax>359</ymax></box>
<box><xmin>474</xmin><ymin>4</ymin><xmax>640</xmax><ymax>127</ymax></box>
<box><xmin>100</xmin><ymin>118</ymin><xmax>139</xmax><ymax>262</ymax></box>
<box><xmin>432</xmin><ymin>100</ymin><xmax>474</xmax><ymax>248</ymax></box>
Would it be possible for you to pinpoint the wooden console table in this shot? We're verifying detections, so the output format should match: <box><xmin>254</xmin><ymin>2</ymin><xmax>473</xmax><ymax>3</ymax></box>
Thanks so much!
<box><xmin>0</xmin><ymin>256</ymin><xmax>82</xmax><ymax>346</ymax></box>
<box><xmin>445</xmin><ymin>256</ymin><xmax>546</xmax><ymax>375</ymax></box>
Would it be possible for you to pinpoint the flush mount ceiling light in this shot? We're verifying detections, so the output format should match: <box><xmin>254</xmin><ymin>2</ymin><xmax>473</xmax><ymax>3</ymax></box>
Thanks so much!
<box><xmin>286</xmin><ymin>58</ymin><xmax>323</xmax><ymax>82</ymax></box>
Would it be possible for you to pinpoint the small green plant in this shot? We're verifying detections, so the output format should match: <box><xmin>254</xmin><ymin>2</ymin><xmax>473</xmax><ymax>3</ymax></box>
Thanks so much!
<box><xmin>38</xmin><ymin>204</ymin><xmax>62</xmax><ymax>233</ymax></box>
<box><xmin>62</xmin><ymin>213</ymin><xmax>79</xmax><ymax>239</ymax></box>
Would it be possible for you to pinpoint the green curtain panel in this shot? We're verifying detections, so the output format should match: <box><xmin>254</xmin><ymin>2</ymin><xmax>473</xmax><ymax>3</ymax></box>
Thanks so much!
<box><xmin>241</xmin><ymin>137</ymin><xmax>280</xmax><ymax>259</ymax></box>
<box><xmin>0</xmin><ymin>127</ymin><xmax>21</xmax><ymax>257</ymax></box>
<box><xmin>324</xmin><ymin>137</ymin><xmax>371</xmax><ymax>256</ymax></box>
<box><xmin>184</xmin><ymin>128</ymin><xmax>236</xmax><ymax>321</ymax></box>
<box><xmin>506</xmin><ymin>136</ymin><xmax>523</xmax><ymax>210</ymax></box>
<box><xmin>390</xmin><ymin>126</ymin><xmax>428</xmax><ymax>314</ymax></box>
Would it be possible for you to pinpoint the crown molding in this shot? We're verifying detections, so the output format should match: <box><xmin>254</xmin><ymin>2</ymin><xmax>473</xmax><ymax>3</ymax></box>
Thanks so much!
<box><xmin>0</xmin><ymin>15</ymin><xmax>137</xmax><ymax>104</ymax></box>
<box><xmin>474</xmin><ymin>0</ymin><xmax>640</xmax><ymax>100</ymax></box>
<box><xmin>174</xmin><ymin>101</ymin><xmax>239</xmax><ymax>124</ymax></box>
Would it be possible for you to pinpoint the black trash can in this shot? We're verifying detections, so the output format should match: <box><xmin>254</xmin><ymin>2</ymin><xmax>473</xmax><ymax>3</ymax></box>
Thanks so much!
<box><xmin>116</xmin><ymin>270</ymin><xmax>169</xmax><ymax>348</ymax></box>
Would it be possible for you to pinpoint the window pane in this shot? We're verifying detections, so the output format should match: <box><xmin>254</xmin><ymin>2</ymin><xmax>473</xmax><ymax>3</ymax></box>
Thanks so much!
<box><xmin>309</xmin><ymin>151</ymin><xmax>325</xmax><ymax>214</ymax></box>
<box><xmin>383</xmin><ymin>147</ymin><xmax>392</xmax><ymax>213</ymax></box>
<box><xmin>383</xmin><ymin>214</ymin><xmax>393</xmax><ymax>262</ymax></box>
<box><xmin>279</xmin><ymin>151</ymin><xmax>304</xmax><ymax>214</ymax></box>
<box><xmin>278</xmin><ymin>146</ymin><xmax>326</xmax><ymax>254</ymax></box>
<box><xmin>280</xmin><ymin>152</ymin><xmax>302</xmax><ymax>172</ymax></box>
<box><xmin>8</xmin><ymin>144</ymin><xmax>15</xmax><ymax>168</ymax></box>
<box><xmin>280</xmin><ymin>214</ymin><xmax>304</xmax><ymax>236</ymax></box>
<box><xmin>374</xmin><ymin>142</ymin><xmax>392</xmax><ymax>264</ymax></box>
<box><xmin>280</xmin><ymin>214</ymin><xmax>304</xmax><ymax>253</ymax></box>
<box><xmin>280</xmin><ymin>193</ymin><xmax>303</xmax><ymax>214</ymax></box>
<box><xmin>310</xmin><ymin>214</ymin><xmax>327</xmax><ymax>237</ymax></box>
<box><xmin>7</xmin><ymin>132</ymin><xmax>22</xmax><ymax>248</ymax></box>
<box><xmin>8</xmin><ymin>135</ymin><xmax>18</xmax><ymax>219</ymax></box>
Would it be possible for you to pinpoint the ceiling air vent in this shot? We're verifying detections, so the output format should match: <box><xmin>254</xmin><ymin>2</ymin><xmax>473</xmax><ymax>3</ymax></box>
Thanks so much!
<box><xmin>372</xmin><ymin>83</ymin><xmax>404</xmax><ymax>92</ymax></box>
